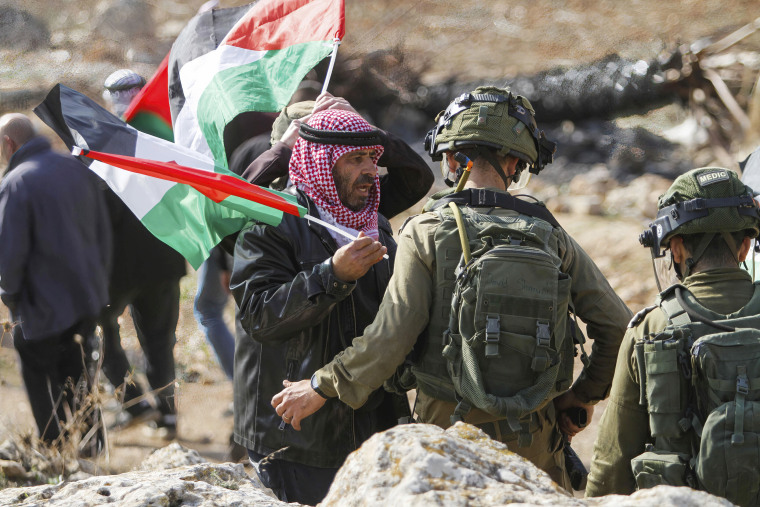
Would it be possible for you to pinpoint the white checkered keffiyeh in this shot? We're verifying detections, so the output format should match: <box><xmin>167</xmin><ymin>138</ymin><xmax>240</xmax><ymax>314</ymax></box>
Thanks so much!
<box><xmin>289</xmin><ymin>109</ymin><xmax>384</xmax><ymax>240</ymax></box>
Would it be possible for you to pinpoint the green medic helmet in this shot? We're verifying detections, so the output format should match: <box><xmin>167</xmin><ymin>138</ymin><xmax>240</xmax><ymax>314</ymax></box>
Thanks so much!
<box><xmin>639</xmin><ymin>167</ymin><xmax>760</xmax><ymax>258</ymax></box>
<box><xmin>423</xmin><ymin>86</ymin><xmax>556</xmax><ymax>188</ymax></box>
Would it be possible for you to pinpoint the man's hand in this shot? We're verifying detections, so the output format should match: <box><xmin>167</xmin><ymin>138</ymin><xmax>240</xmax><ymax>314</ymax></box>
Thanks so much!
<box><xmin>311</xmin><ymin>92</ymin><xmax>359</xmax><ymax>116</ymax></box>
<box><xmin>553</xmin><ymin>389</ymin><xmax>594</xmax><ymax>440</ymax></box>
<box><xmin>280</xmin><ymin>116</ymin><xmax>311</xmax><ymax>148</ymax></box>
<box><xmin>331</xmin><ymin>232</ymin><xmax>387</xmax><ymax>282</ymax></box>
<box><xmin>271</xmin><ymin>379</ymin><xmax>327</xmax><ymax>431</ymax></box>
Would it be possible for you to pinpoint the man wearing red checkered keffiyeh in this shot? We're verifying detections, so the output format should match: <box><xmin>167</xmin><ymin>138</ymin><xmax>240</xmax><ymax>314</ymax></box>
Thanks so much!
<box><xmin>289</xmin><ymin>109</ymin><xmax>385</xmax><ymax>244</ymax></box>
<box><xmin>229</xmin><ymin>103</ymin><xmax>411</xmax><ymax>505</ymax></box>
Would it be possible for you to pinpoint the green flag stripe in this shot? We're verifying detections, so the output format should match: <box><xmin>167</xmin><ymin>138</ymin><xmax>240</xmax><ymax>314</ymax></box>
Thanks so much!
<box><xmin>139</xmin><ymin>183</ymin><xmax>284</xmax><ymax>269</ymax></box>
<box><xmin>196</xmin><ymin>40</ymin><xmax>333</xmax><ymax>165</ymax></box>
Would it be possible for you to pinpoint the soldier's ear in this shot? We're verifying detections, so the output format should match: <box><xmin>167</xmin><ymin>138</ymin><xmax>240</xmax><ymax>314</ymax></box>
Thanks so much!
<box><xmin>738</xmin><ymin>236</ymin><xmax>752</xmax><ymax>263</ymax></box>
<box><xmin>669</xmin><ymin>236</ymin><xmax>687</xmax><ymax>264</ymax></box>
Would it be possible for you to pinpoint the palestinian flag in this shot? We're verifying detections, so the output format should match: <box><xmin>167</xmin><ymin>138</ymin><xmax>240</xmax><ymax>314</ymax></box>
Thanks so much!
<box><xmin>168</xmin><ymin>1</ymin><xmax>275</xmax><ymax>166</ymax></box>
<box><xmin>173</xmin><ymin>0</ymin><xmax>345</xmax><ymax>166</ymax></box>
<box><xmin>34</xmin><ymin>85</ymin><xmax>304</xmax><ymax>269</ymax></box>
<box><xmin>123</xmin><ymin>53</ymin><xmax>174</xmax><ymax>142</ymax></box>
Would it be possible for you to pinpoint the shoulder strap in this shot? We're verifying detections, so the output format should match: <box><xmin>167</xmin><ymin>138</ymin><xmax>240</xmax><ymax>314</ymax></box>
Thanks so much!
<box><xmin>428</xmin><ymin>189</ymin><xmax>561</xmax><ymax>228</ymax></box>
<box><xmin>657</xmin><ymin>284</ymin><xmax>692</xmax><ymax>327</ymax></box>
<box><xmin>658</xmin><ymin>284</ymin><xmax>736</xmax><ymax>332</ymax></box>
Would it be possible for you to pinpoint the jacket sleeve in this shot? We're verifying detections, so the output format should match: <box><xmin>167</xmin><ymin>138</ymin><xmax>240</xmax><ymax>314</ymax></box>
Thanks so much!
<box><xmin>557</xmin><ymin>230</ymin><xmax>633</xmax><ymax>403</ymax></box>
<box><xmin>376</xmin><ymin>130</ymin><xmax>434</xmax><ymax>219</ymax></box>
<box><xmin>315</xmin><ymin>217</ymin><xmax>436</xmax><ymax>408</ymax></box>
<box><xmin>586</xmin><ymin>328</ymin><xmax>651</xmax><ymax>496</ymax></box>
<box><xmin>241</xmin><ymin>142</ymin><xmax>291</xmax><ymax>186</ymax></box>
<box><xmin>0</xmin><ymin>176</ymin><xmax>30</xmax><ymax>312</ymax></box>
<box><xmin>230</xmin><ymin>221</ymin><xmax>355</xmax><ymax>344</ymax></box>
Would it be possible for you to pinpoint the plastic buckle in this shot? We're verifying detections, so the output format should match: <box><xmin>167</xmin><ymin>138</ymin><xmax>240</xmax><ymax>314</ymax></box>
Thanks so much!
<box><xmin>485</xmin><ymin>314</ymin><xmax>500</xmax><ymax>358</ymax></box>
<box><xmin>737</xmin><ymin>375</ymin><xmax>749</xmax><ymax>395</ymax></box>
<box><xmin>536</xmin><ymin>320</ymin><xmax>551</xmax><ymax>348</ymax></box>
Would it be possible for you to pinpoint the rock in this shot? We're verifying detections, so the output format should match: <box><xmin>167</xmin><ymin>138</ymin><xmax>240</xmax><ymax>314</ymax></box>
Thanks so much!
<box><xmin>139</xmin><ymin>442</ymin><xmax>206</xmax><ymax>471</ymax></box>
<box><xmin>0</xmin><ymin>7</ymin><xmax>49</xmax><ymax>51</ymax></box>
<box><xmin>0</xmin><ymin>462</ymin><xmax>284</xmax><ymax>506</ymax></box>
<box><xmin>568</xmin><ymin>165</ymin><xmax>618</xmax><ymax>197</ymax></box>
<box><xmin>322</xmin><ymin>422</ymin><xmax>733</xmax><ymax>507</ymax></box>
<box><xmin>589</xmin><ymin>486</ymin><xmax>735</xmax><ymax>506</ymax></box>
<box><xmin>322</xmin><ymin>422</ymin><xmax>580</xmax><ymax>506</ymax></box>
<box><xmin>0</xmin><ymin>459</ymin><xmax>30</xmax><ymax>481</ymax></box>
<box><xmin>0</xmin><ymin>439</ymin><xmax>20</xmax><ymax>461</ymax></box>
<box><xmin>94</xmin><ymin>0</ymin><xmax>155</xmax><ymax>41</ymax></box>
<box><xmin>604</xmin><ymin>173</ymin><xmax>673</xmax><ymax>219</ymax></box>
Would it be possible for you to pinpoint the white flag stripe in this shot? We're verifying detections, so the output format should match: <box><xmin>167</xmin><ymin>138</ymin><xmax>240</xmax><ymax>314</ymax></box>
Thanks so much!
<box><xmin>89</xmin><ymin>160</ymin><xmax>173</xmax><ymax>219</ymax></box>
<box><xmin>134</xmin><ymin>131</ymin><xmax>216</xmax><ymax>170</ymax></box>
<box><xmin>175</xmin><ymin>44</ymin><xmax>266</xmax><ymax>157</ymax></box>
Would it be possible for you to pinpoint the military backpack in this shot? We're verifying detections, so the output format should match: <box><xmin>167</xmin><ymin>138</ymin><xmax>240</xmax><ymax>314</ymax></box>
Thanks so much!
<box><xmin>631</xmin><ymin>283</ymin><xmax>760</xmax><ymax>507</ymax></box>
<box><xmin>412</xmin><ymin>189</ymin><xmax>585</xmax><ymax>443</ymax></box>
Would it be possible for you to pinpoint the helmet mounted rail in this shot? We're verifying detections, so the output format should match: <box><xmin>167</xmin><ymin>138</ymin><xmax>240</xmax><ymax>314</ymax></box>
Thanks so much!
<box><xmin>423</xmin><ymin>91</ymin><xmax>557</xmax><ymax>185</ymax></box>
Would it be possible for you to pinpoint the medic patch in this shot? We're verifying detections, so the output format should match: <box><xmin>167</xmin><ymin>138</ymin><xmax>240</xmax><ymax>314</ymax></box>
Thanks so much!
<box><xmin>696</xmin><ymin>170</ymin><xmax>730</xmax><ymax>187</ymax></box>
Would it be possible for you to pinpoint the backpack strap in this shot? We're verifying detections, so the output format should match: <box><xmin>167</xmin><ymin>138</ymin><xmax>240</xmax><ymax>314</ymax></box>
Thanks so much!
<box><xmin>733</xmin><ymin>365</ymin><xmax>749</xmax><ymax>445</ymax></box>
<box><xmin>657</xmin><ymin>284</ymin><xmax>693</xmax><ymax>327</ymax></box>
<box><xmin>448</xmin><ymin>202</ymin><xmax>472</xmax><ymax>264</ymax></box>
<box><xmin>429</xmin><ymin>189</ymin><xmax>561</xmax><ymax>228</ymax></box>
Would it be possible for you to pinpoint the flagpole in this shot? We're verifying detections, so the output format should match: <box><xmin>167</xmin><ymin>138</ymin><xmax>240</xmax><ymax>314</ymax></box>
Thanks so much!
<box><xmin>320</xmin><ymin>37</ymin><xmax>342</xmax><ymax>94</ymax></box>
<box><xmin>305</xmin><ymin>214</ymin><xmax>389</xmax><ymax>260</ymax></box>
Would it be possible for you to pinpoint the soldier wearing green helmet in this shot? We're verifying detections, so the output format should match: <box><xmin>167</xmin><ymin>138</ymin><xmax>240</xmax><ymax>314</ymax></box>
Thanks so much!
<box><xmin>586</xmin><ymin>167</ymin><xmax>760</xmax><ymax>504</ymax></box>
<box><xmin>271</xmin><ymin>85</ymin><xmax>632</xmax><ymax>492</ymax></box>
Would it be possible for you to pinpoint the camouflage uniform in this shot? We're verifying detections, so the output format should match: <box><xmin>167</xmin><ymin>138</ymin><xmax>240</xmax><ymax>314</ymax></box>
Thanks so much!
<box><xmin>586</xmin><ymin>167</ymin><xmax>760</xmax><ymax>498</ymax></box>
<box><xmin>314</xmin><ymin>189</ymin><xmax>632</xmax><ymax>489</ymax></box>
<box><xmin>585</xmin><ymin>268</ymin><xmax>755</xmax><ymax>496</ymax></box>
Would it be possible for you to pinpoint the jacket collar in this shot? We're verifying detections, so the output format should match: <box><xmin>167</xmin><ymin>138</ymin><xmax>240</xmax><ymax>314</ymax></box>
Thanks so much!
<box><xmin>5</xmin><ymin>137</ymin><xmax>51</xmax><ymax>175</ymax></box>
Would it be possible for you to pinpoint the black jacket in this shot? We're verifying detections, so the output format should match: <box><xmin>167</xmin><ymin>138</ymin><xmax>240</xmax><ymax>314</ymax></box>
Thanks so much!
<box><xmin>0</xmin><ymin>137</ymin><xmax>112</xmax><ymax>340</ymax></box>
<box><xmin>230</xmin><ymin>188</ymin><xmax>401</xmax><ymax>468</ymax></box>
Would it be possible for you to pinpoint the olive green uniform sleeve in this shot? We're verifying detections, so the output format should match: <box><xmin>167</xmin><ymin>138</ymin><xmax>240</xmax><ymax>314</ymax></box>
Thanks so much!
<box><xmin>584</xmin><ymin>325</ymin><xmax>651</xmax><ymax>496</ymax></box>
<box><xmin>314</xmin><ymin>215</ymin><xmax>438</xmax><ymax>408</ymax></box>
<box><xmin>556</xmin><ymin>230</ymin><xmax>633</xmax><ymax>403</ymax></box>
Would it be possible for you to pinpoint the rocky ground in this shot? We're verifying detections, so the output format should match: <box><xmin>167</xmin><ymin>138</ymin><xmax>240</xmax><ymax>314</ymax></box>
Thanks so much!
<box><xmin>1</xmin><ymin>0</ymin><xmax>760</xmax><ymax>503</ymax></box>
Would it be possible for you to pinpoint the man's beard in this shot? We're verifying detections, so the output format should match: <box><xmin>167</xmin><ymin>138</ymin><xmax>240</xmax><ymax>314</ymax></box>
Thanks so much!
<box><xmin>335</xmin><ymin>173</ymin><xmax>375</xmax><ymax>212</ymax></box>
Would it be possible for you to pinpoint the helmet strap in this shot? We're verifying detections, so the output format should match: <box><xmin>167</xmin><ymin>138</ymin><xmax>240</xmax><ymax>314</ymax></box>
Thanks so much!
<box><xmin>720</xmin><ymin>231</ymin><xmax>741</xmax><ymax>264</ymax></box>
<box><xmin>680</xmin><ymin>232</ymin><xmax>716</xmax><ymax>279</ymax></box>
<box><xmin>476</xmin><ymin>146</ymin><xmax>511</xmax><ymax>190</ymax></box>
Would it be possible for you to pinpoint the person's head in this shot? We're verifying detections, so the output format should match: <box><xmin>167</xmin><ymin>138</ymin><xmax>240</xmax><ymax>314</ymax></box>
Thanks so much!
<box><xmin>0</xmin><ymin>113</ymin><xmax>35</xmax><ymax>165</ymax></box>
<box><xmin>102</xmin><ymin>69</ymin><xmax>146</xmax><ymax>117</ymax></box>
<box><xmin>424</xmin><ymin>85</ymin><xmax>556</xmax><ymax>190</ymax></box>
<box><xmin>288</xmin><ymin>109</ymin><xmax>384</xmax><ymax>236</ymax></box>
<box><xmin>639</xmin><ymin>167</ymin><xmax>760</xmax><ymax>280</ymax></box>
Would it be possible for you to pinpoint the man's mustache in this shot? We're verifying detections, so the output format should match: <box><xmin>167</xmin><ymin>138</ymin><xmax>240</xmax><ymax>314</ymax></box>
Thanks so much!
<box><xmin>354</xmin><ymin>174</ymin><xmax>375</xmax><ymax>186</ymax></box>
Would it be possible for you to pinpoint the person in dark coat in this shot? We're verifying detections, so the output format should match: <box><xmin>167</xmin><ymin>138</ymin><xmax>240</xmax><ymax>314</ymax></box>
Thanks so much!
<box><xmin>0</xmin><ymin>113</ymin><xmax>112</xmax><ymax>444</ymax></box>
<box><xmin>100</xmin><ymin>70</ymin><xmax>187</xmax><ymax>437</ymax></box>
<box><xmin>230</xmin><ymin>105</ymin><xmax>432</xmax><ymax>505</ymax></box>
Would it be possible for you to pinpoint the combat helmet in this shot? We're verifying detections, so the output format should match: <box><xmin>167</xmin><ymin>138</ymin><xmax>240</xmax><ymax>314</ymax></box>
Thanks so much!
<box><xmin>423</xmin><ymin>85</ymin><xmax>556</xmax><ymax>189</ymax></box>
<box><xmin>639</xmin><ymin>167</ymin><xmax>760</xmax><ymax>282</ymax></box>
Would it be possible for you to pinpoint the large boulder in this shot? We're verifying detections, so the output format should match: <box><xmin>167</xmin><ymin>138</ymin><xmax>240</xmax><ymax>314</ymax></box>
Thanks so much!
<box><xmin>0</xmin><ymin>7</ymin><xmax>49</xmax><ymax>51</ymax></box>
<box><xmin>322</xmin><ymin>422</ymin><xmax>734</xmax><ymax>507</ymax></box>
<box><xmin>0</xmin><ymin>443</ymin><xmax>282</xmax><ymax>506</ymax></box>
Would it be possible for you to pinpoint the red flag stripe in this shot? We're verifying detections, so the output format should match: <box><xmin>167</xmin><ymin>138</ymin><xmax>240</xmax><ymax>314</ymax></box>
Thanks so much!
<box><xmin>123</xmin><ymin>53</ymin><xmax>172</xmax><ymax>127</ymax></box>
<box><xmin>222</xmin><ymin>0</ymin><xmax>345</xmax><ymax>51</ymax></box>
<box><xmin>75</xmin><ymin>147</ymin><xmax>303</xmax><ymax>217</ymax></box>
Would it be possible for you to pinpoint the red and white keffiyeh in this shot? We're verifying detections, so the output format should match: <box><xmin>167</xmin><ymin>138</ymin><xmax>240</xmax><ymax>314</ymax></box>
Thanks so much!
<box><xmin>289</xmin><ymin>110</ymin><xmax>384</xmax><ymax>240</ymax></box>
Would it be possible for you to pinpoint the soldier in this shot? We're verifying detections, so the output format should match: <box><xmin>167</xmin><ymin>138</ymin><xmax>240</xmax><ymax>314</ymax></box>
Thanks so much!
<box><xmin>272</xmin><ymin>86</ymin><xmax>632</xmax><ymax>491</ymax></box>
<box><xmin>586</xmin><ymin>167</ymin><xmax>760</xmax><ymax>506</ymax></box>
